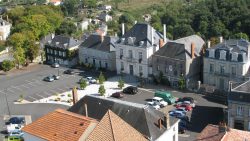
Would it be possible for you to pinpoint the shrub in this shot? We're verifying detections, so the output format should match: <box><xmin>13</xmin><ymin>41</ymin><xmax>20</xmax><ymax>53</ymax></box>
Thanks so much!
<box><xmin>118</xmin><ymin>78</ymin><xmax>124</xmax><ymax>89</ymax></box>
<box><xmin>80</xmin><ymin>79</ymin><xmax>87</xmax><ymax>90</ymax></box>
<box><xmin>98</xmin><ymin>72</ymin><xmax>105</xmax><ymax>84</ymax></box>
<box><xmin>1</xmin><ymin>60</ymin><xmax>15</xmax><ymax>72</ymax></box>
<box><xmin>98</xmin><ymin>85</ymin><xmax>105</xmax><ymax>96</ymax></box>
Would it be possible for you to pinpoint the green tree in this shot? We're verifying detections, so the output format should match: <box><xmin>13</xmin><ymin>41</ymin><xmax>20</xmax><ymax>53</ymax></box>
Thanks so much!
<box><xmin>98</xmin><ymin>72</ymin><xmax>105</xmax><ymax>84</ymax></box>
<box><xmin>1</xmin><ymin>60</ymin><xmax>15</xmax><ymax>72</ymax></box>
<box><xmin>118</xmin><ymin>13</ymin><xmax>134</xmax><ymax>24</ymax></box>
<box><xmin>178</xmin><ymin>74</ymin><xmax>185</xmax><ymax>90</ymax></box>
<box><xmin>232</xmin><ymin>33</ymin><xmax>249</xmax><ymax>41</ymax></box>
<box><xmin>26</xmin><ymin>44</ymin><xmax>40</xmax><ymax>62</ymax></box>
<box><xmin>98</xmin><ymin>85</ymin><xmax>106</xmax><ymax>96</ymax></box>
<box><xmin>80</xmin><ymin>79</ymin><xmax>87</xmax><ymax>90</ymax></box>
<box><xmin>61</xmin><ymin>0</ymin><xmax>80</xmax><ymax>16</ymax></box>
<box><xmin>55</xmin><ymin>21</ymin><xmax>77</xmax><ymax>36</ymax></box>
<box><xmin>13</xmin><ymin>46</ymin><xmax>25</xmax><ymax>69</ymax></box>
<box><xmin>118</xmin><ymin>78</ymin><xmax>124</xmax><ymax>89</ymax></box>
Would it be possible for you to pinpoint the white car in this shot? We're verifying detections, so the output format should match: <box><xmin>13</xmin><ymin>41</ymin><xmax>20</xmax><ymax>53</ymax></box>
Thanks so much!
<box><xmin>52</xmin><ymin>63</ymin><xmax>59</xmax><ymax>68</ymax></box>
<box><xmin>86</xmin><ymin>77</ymin><xmax>97</xmax><ymax>84</ymax></box>
<box><xmin>7</xmin><ymin>124</ymin><xmax>23</xmax><ymax>133</ymax></box>
<box><xmin>146</xmin><ymin>101</ymin><xmax>160</xmax><ymax>110</ymax></box>
<box><xmin>152</xmin><ymin>97</ymin><xmax>168</xmax><ymax>107</ymax></box>
<box><xmin>183</xmin><ymin>101</ymin><xmax>196</xmax><ymax>108</ymax></box>
<box><xmin>9</xmin><ymin>131</ymin><xmax>24</xmax><ymax>137</ymax></box>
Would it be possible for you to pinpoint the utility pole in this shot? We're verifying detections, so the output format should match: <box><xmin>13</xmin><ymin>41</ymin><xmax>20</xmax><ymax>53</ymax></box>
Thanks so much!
<box><xmin>4</xmin><ymin>88</ymin><xmax>11</xmax><ymax>117</ymax></box>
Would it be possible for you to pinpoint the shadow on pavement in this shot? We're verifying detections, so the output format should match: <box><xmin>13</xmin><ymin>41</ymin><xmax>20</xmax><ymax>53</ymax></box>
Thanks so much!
<box><xmin>189</xmin><ymin>105</ymin><xmax>224</xmax><ymax>133</ymax></box>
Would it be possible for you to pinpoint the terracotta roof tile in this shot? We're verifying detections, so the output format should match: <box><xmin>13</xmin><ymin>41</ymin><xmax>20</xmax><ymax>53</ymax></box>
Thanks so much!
<box><xmin>196</xmin><ymin>124</ymin><xmax>250</xmax><ymax>141</ymax></box>
<box><xmin>22</xmin><ymin>109</ymin><xmax>98</xmax><ymax>141</ymax></box>
<box><xmin>87</xmin><ymin>110</ymin><xmax>148</xmax><ymax>141</ymax></box>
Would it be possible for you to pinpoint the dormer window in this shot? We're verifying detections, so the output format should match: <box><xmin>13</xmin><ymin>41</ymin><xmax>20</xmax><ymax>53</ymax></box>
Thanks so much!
<box><xmin>231</xmin><ymin>52</ymin><xmax>238</xmax><ymax>61</ymax></box>
<box><xmin>209</xmin><ymin>49</ymin><xmax>215</xmax><ymax>58</ymax></box>
<box><xmin>127</xmin><ymin>37</ymin><xmax>135</xmax><ymax>45</ymax></box>
<box><xmin>219</xmin><ymin>50</ymin><xmax>226</xmax><ymax>60</ymax></box>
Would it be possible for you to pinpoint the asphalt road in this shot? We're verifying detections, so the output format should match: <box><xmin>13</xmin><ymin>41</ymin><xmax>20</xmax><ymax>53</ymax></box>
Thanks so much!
<box><xmin>115</xmin><ymin>86</ymin><xmax>226</xmax><ymax>141</ymax></box>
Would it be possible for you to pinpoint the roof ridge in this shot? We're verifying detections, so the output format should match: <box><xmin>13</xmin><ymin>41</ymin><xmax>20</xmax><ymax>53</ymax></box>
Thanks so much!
<box><xmin>55</xmin><ymin>109</ymin><xmax>97</xmax><ymax>122</ymax></box>
<box><xmin>107</xmin><ymin>110</ymin><xmax>116</xmax><ymax>141</ymax></box>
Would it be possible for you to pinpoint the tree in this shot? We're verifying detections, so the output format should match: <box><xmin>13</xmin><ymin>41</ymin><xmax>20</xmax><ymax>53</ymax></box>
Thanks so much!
<box><xmin>98</xmin><ymin>72</ymin><xmax>105</xmax><ymax>84</ymax></box>
<box><xmin>111</xmin><ymin>0</ymin><xmax>125</xmax><ymax>9</ymax></box>
<box><xmin>118</xmin><ymin>78</ymin><xmax>124</xmax><ymax>89</ymax></box>
<box><xmin>80</xmin><ymin>79</ymin><xmax>87</xmax><ymax>90</ymax></box>
<box><xmin>118</xmin><ymin>13</ymin><xmax>134</xmax><ymax>24</ymax></box>
<box><xmin>55</xmin><ymin>21</ymin><xmax>77</xmax><ymax>36</ymax></box>
<box><xmin>1</xmin><ymin>60</ymin><xmax>15</xmax><ymax>72</ymax></box>
<box><xmin>178</xmin><ymin>74</ymin><xmax>185</xmax><ymax>90</ymax></box>
<box><xmin>61</xmin><ymin>0</ymin><xmax>80</xmax><ymax>16</ymax></box>
<box><xmin>98</xmin><ymin>85</ymin><xmax>105</xmax><ymax>96</ymax></box>
<box><xmin>26</xmin><ymin>44</ymin><xmax>40</xmax><ymax>62</ymax></box>
<box><xmin>13</xmin><ymin>46</ymin><xmax>25</xmax><ymax>69</ymax></box>
<box><xmin>232</xmin><ymin>33</ymin><xmax>249</xmax><ymax>41</ymax></box>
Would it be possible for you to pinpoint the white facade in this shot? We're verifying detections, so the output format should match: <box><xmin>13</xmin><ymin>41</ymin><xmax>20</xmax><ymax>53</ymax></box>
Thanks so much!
<box><xmin>156</xmin><ymin>120</ymin><xmax>179</xmax><ymax>141</ymax></box>
<box><xmin>79</xmin><ymin>47</ymin><xmax>116</xmax><ymax>71</ymax></box>
<box><xmin>23</xmin><ymin>132</ymin><xmax>46</xmax><ymax>141</ymax></box>
<box><xmin>0</xmin><ymin>19</ymin><xmax>11</xmax><ymax>41</ymax></box>
<box><xmin>77</xmin><ymin>20</ymin><xmax>89</xmax><ymax>31</ymax></box>
<box><xmin>116</xmin><ymin>43</ymin><xmax>159</xmax><ymax>78</ymax></box>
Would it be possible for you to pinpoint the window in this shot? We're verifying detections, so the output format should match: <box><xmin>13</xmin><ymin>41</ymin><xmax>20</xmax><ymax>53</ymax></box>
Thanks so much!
<box><xmin>85</xmin><ymin>58</ymin><xmax>88</xmax><ymax>63</ymax></box>
<box><xmin>232</xmin><ymin>67</ymin><xmax>236</xmax><ymax>75</ymax></box>
<box><xmin>59</xmin><ymin>51</ymin><xmax>62</xmax><ymax>56</ymax></box>
<box><xmin>128</xmin><ymin>50</ymin><xmax>133</xmax><ymax>58</ymax></box>
<box><xmin>93</xmin><ymin>59</ymin><xmax>95</xmax><ymax>66</ymax></box>
<box><xmin>120</xmin><ymin>48</ymin><xmax>123</xmax><ymax>56</ymax></box>
<box><xmin>139</xmin><ymin>52</ymin><xmax>142</xmax><ymax>60</ymax></box>
<box><xmin>249</xmin><ymin>109</ymin><xmax>250</xmax><ymax>117</ymax></box>
<box><xmin>62</xmin><ymin>52</ymin><xmax>66</xmax><ymax>57</ymax></box>
<box><xmin>105</xmin><ymin>63</ymin><xmax>108</xmax><ymax>69</ymax></box>
<box><xmin>248</xmin><ymin>122</ymin><xmax>250</xmax><ymax>131</ymax></box>
<box><xmin>99</xmin><ymin>61</ymin><xmax>101</xmax><ymax>68</ymax></box>
<box><xmin>157</xmin><ymin>65</ymin><xmax>160</xmax><ymax>71</ymax></box>
<box><xmin>220</xmin><ymin>65</ymin><xmax>225</xmax><ymax>74</ymax></box>
<box><xmin>237</xmin><ymin>106</ymin><xmax>243</xmax><ymax>116</ymax></box>
<box><xmin>139</xmin><ymin>66</ymin><xmax>142</xmax><ymax>73</ymax></box>
<box><xmin>55</xmin><ymin>50</ymin><xmax>58</xmax><ymax>55</ymax></box>
<box><xmin>165</xmin><ymin>66</ymin><xmax>168</xmax><ymax>73</ymax></box>
<box><xmin>121</xmin><ymin>62</ymin><xmax>124</xmax><ymax>70</ymax></box>
<box><xmin>210</xmin><ymin>64</ymin><xmax>214</xmax><ymax>73</ymax></box>
<box><xmin>46</xmin><ymin>48</ymin><xmax>49</xmax><ymax>53</ymax></box>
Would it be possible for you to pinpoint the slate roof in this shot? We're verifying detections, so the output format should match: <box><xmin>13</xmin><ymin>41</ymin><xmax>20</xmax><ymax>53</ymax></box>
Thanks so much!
<box><xmin>80</xmin><ymin>34</ymin><xmax>117</xmax><ymax>52</ymax></box>
<box><xmin>196</xmin><ymin>124</ymin><xmax>250</xmax><ymax>141</ymax></box>
<box><xmin>69</xmin><ymin>95</ymin><xmax>178</xmax><ymax>140</ymax></box>
<box><xmin>229</xmin><ymin>80</ymin><xmax>250</xmax><ymax>103</ymax></box>
<box><xmin>117</xmin><ymin>23</ymin><xmax>164</xmax><ymax>48</ymax></box>
<box><xmin>46</xmin><ymin>35</ymin><xmax>82</xmax><ymax>49</ymax></box>
<box><xmin>22</xmin><ymin>109</ymin><xmax>98</xmax><ymax>141</ymax></box>
<box><xmin>86</xmin><ymin>110</ymin><xmax>148</xmax><ymax>141</ymax></box>
<box><xmin>154</xmin><ymin>35</ymin><xmax>205</xmax><ymax>60</ymax></box>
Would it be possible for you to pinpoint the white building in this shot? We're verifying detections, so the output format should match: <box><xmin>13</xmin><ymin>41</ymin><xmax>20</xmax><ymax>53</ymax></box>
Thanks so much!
<box><xmin>100</xmin><ymin>5</ymin><xmax>112</xmax><ymax>11</ymax></box>
<box><xmin>98</xmin><ymin>13</ymin><xmax>112</xmax><ymax>22</ymax></box>
<box><xmin>0</xmin><ymin>18</ymin><xmax>11</xmax><ymax>41</ymax></box>
<box><xmin>75</xmin><ymin>19</ymin><xmax>89</xmax><ymax>31</ymax></box>
<box><xmin>204</xmin><ymin>39</ymin><xmax>250</xmax><ymax>90</ymax></box>
<box><xmin>115</xmin><ymin>23</ymin><xmax>164</xmax><ymax>78</ymax></box>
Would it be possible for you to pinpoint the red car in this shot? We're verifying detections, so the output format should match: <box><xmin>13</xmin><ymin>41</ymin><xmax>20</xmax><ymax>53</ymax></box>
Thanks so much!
<box><xmin>176</xmin><ymin>104</ymin><xmax>192</xmax><ymax>111</ymax></box>
<box><xmin>111</xmin><ymin>92</ymin><xmax>124</xmax><ymax>98</ymax></box>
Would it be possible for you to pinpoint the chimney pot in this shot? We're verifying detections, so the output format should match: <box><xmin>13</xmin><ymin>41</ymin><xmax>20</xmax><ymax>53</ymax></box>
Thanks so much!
<box><xmin>219</xmin><ymin>36</ymin><xmax>223</xmax><ymax>43</ymax></box>
<box><xmin>163</xmin><ymin>115</ymin><xmax>170</xmax><ymax>129</ymax></box>
<box><xmin>122</xmin><ymin>23</ymin><xmax>125</xmax><ymax>35</ymax></box>
<box><xmin>158</xmin><ymin>119</ymin><xmax>162</xmax><ymax>129</ymax></box>
<box><xmin>191</xmin><ymin>42</ymin><xmax>195</xmax><ymax>59</ymax></box>
<box><xmin>72</xmin><ymin>87</ymin><xmax>78</xmax><ymax>104</ymax></box>
<box><xmin>163</xmin><ymin>24</ymin><xmax>166</xmax><ymax>43</ymax></box>
<box><xmin>84</xmin><ymin>103</ymin><xmax>88</xmax><ymax>117</ymax></box>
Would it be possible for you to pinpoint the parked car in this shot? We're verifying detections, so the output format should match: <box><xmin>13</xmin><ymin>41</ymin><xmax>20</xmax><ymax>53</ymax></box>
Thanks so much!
<box><xmin>146</xmin><ymin>101</ymin><xmax>160</xmax><ymax>110</ymax></box>
<box><xmin>176</xmin><ymin>115</ymin><xmax>189</xmax><ymax>123</ymax></box>
<box><xmin>7</xmin><ymin>117</ymin><xmax>25</xmax><ymax>125</ymax></box>
<box><xmin>169</xmin><ymin>110</ymin><xmax>186</xmax><ymax>117</ymax></box>
<box><xmin>183</xmin><ymin>101</ymin><xmax>195</xmax><ymax>108</ymax></box>
<box><xmin>111</xmin><ymin>92</ymin><xmax>124</xmax><ymax>98</ymax></box>
<box><xmin>64</xmin><ymin>69</ymin><xmax>74</xmax><ymax>75</ymax></box>
<box><xmin>123</xmin><ymin>86</ymin><xmax>138</xmax><ymax>94</ymax></box>
<box><xmin>51</xmin><ymin>63</ymin><xmax>59</xmax><ymax>68</ymax></box>
<box><xmin>43</xmin><ymin>76</ymin><xmax>54</xmax><ymax>82</ymax></box>
<box><xmin>9</xmin><ymin>131</ymin><xmax>24</xmax><ymax>137</ymax></box>
<box><xmin>52</xmin><ymin>75</ymin><xmax>60</xmax><ymax>80</ymax></box>
<box><xmin>152</xmin><ymin>97</ymin><xmax>168</xmax><ymax>107</ymax></box>
<box><xmin>86</xmin><ymin>77</ymin><xmax>97</xmax><ymax>84</ymax></box>
<box><xmin>7</xmin><ymin>136</ymin><xmax>23</xmax><ymax>141</ymax></box>
<box><xmin>7</xmin><ymin>124</ymin><xmax>23</xmax><ymax>133</ymax></box>
<box><xmin>174</xmin><ymin>108</ymin><xmax>188</xmax><ymax>114</ymax></box>
<box><xmin>154</xmin><ymin>90</ymin><xmax>176</xmax><ymax>105</ymax></box>
<box><xmin>176</xmin><ymin>104</ymin><xmax>192</xmax><ymax>111</ymax></box>
<box><xmin>178</xmin><ymin>97</ymin><xmax>194</xmax><ymax>103</ymax></box>
<box><xmin>179</xmin><ymin>123</ymin><xmax>187</xmax><ymax>134</ymax></box>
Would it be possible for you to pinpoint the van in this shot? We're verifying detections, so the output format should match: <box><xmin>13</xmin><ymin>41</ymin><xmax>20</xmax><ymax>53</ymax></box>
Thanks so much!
<box><xmin>154</xmin><ymin>90</ymin><xmax>176</xmax><ymax>105</ymax></box>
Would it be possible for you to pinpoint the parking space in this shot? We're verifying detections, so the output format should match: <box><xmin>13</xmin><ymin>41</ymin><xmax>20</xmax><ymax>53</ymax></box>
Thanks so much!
<box><xmin>116</xmin><ymin>87</ymin><xmax>226</xmax><ymax>141</ymax></box>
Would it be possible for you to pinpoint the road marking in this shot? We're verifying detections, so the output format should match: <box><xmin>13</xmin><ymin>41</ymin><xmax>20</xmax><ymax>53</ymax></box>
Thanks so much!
<box><xmin>20</xmin><ymin>84</ymin><xmax>30</xmax><ymax>89</ymax></box>
<box><xmin>7</xmin><ymin>88</ymin><xmax>15</xmax><ymax>93</ymax></box>
<box><xmin>11</xmin><ymin>86</ymin><xmax>23</xmax><ymax>91</ymax></box>
<box><xmin>43</xmin><ymin>91</ymin><xmax>51</xmax><ymax>96</ymax></box>
<box><xmin>27</xmin><ymin>96</ymin><xmax>37</xmax><ymax>101</ymax></box>
<box><xmin>0</xmin><ymin>90</ymin><xmax>5</xmax><ymax>94</ymax></box>
<box><xmin>35</xmin><ymin>94</ymin><xmax>44</xmax><ymax>98</ymax></box>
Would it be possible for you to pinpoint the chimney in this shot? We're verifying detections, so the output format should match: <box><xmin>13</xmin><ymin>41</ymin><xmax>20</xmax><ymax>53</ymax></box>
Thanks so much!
<box><xmin>163</xmin><ymin>24</ymin><xmax>166</xmax><ymax>43</ymax></box>
<box><xmin>207</xmin><ymin>40</ymin><xmax>211</xmax><ymax>48</ymax></box>
<box><xmin>151</xmin><ymin>27</ymin><xmax>154</xmax><ymax>45</ymax></box>
<box><xmin>191</xmin><ymin>42</ymin><xmax>195</xmax><ymax>59</ymax></box>
<box><xmin>122</xmin><ymin>23</ymin><xmax>125</xmax><ymax>35</ymax></box>
<box><xmin>84</xmin><ymin>103</ymin><xmax>88</xmax><ymax>117</ymax></box>
<box><xmin>134</xmin><ymin>20</ymin><xmax>137</xmax><ymax>24</ymax></box>
<box><xmin>158</xmin><ymin>119</ymin><xmax>162</xmax><ymax>129</ymax></box>
<box><xmin>219</xmin><ymin>122</ymin><xmax>227</xmax><ymax>133</ymax></box>
<box><xmin>159</xmin><ymin>39</ymin><xmax>164</xmax><ymax>48</ymax></box>
<box><xmin>72</xmin><ymin>87</ymin><xmax>78</xmax><ymax>105</ymax></box>
<box><xmin>219</xmin><ymin>36</ymin><xmax>223</xmax><ymax>43</ymax></box>
<box><xmin>163</xmin><ymin>115</ymin><xmax>170</xmax><ymax>129</ymax></box>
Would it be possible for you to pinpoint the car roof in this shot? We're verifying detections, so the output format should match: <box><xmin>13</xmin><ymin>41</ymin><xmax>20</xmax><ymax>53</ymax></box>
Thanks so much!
<box><xmin>147</xmin><ymin>101</ymin><xmax>154</xmax><ymax>104</ymax></box>
<box><xmin>153</xmin><ymin>97</ymin><xmax>163</xmax><ymax>100</ymax></box>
